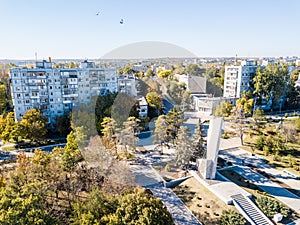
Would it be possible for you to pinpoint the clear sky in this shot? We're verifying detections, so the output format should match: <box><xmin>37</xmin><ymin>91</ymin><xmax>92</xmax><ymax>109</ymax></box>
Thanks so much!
<box><xmin>1</xmin><ymin>0</ymin><xmax>300</xmax><ymax>59</ymax></box>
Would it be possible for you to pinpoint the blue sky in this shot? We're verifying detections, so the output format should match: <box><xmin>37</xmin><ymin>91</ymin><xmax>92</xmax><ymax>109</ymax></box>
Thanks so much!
<box><xmin>1</xmin><ymin>0</ymin><xmax>300</xmax><ymax>59</ymax></box>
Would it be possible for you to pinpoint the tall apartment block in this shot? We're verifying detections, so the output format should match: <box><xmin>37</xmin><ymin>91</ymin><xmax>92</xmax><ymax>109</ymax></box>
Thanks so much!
<box><xmin>10</xmin><ymin>60</ymin><xmax>118</xmax><ymax>124</ymax></box>
<box><xmin>223</xmin><ymin>60</ymin><xmax>258</xmax><ymax>98</ymax></box>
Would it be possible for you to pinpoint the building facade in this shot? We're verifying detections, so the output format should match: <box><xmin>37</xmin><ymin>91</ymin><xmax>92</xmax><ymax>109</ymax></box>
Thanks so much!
<box><xmin>223</xmin><ymin>61</ymin><xmax>257</xmax><ymax>98</ymax></box>
<box><xmin>10</xmin><ymin>60</ymin><xmax>118</xmax><ymax>124</ymax></box>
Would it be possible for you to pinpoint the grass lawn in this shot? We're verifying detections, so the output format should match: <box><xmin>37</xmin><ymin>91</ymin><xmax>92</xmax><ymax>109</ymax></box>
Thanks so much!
<box><xmin>219</xmin><ymin>169</ymin><xmax>300</xmax><ymax>224</ymax></box>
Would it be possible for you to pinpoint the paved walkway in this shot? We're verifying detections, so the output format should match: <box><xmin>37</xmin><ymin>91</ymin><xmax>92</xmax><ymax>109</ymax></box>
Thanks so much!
<box><xmin>189</xmin><ymin>170</ymin><xmax>251</xmax><ymax>205</ymax></box>
<box><xmin>150</xmin><ymin>186</ymin><xmax>202</xmax><ymax>225</ymax></box>
<box><xmin>228</xmin><ymin>166</ymin><xmax>300</xmax><ymax>213</ymax></box>
<box><xmin>219</xmin><ymin>147</ymin><xmax>300</xmax><ymax>197</ymax></box>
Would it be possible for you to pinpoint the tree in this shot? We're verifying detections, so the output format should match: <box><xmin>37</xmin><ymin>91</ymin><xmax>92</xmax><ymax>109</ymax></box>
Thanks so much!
<box><xmin>0</xmin><ymin>188</ymin><xmax>58</xmax><ymax>225</ymax></box>
<box><xmin>214</xmin><ymin>101</ymin><xmax>233</xmax><ymax>117</ymax></box>
<box><xmin>146</xmin><ymin>91</ymin><xmax>162</xmax><ymax>114</ymax></box>
<box><xmin>0</xmin><ymin>84</ymin><xmax>7</xmax><ymax>115</ymax></box>
<box><xmin>70</xmin><ymin>188</ymin><xmax>118</xmax><ymax>225</ymax></box>
<box><xmin>153</xmin><ymin>115</ymin><xmax>168</xmax><ymax>153</ymax></box>
<box><xmin>173</xmin><ymin>63</ymin><xmax>185</xmax><ymax>74</ymax></box>
<box><xmin>236</xmin><ymin>91</ymin><xmax>254</xmax><ymax>115</ymax></box>
<box><xmin>55</xmin><ymin>115</ymin><xmax>71</xmax><ymax>137</ymax></box>
<box><xmin>101</xmin><ymin>117</ymin><xmax>118</xmax><ymax>151</ymax></box>
<box><xmin>218</xmin><ymin>210</ymin><xmax>246</xmax><ymax>225</ymax></box>
<box><xmin>19</xmin><ymin>109</ymin><xmax>47</xmax><ymax>142</ymax></box>
<box><xmin>165</xmin><ymin>106</ymin><xmax>184</xmax><ymax>141</ymax></box>
<box><xmin>285</xmin><ymin>69</ymin><xmax>300</xmax><ymax>109</ymax></box>
<box><xmin>158</xmin><ymin>70</ymin><xmax>173</xmax><ymax>79</ymax></box>
<box><xmin>105</xmin><ymin>188</ymin><xmax>174</xmax><ymax>225</ymax></box>
<box><xmin>165</xmin><ymin>80</ymin><xmax>186</xmax><ymax>104</ymax></box>
<box><xmin>180</xmin><ymin>90</ymin><xmax>192</xmax><ymax>112</ymax></box>
<box><xmin>118</xmin><ymin>117</ymin><xmax>140</xmax><ymax>154</ymax></box>
<box><xmin>55</xmin><ymin>131</ymin><xmax>83</xmax><ymax>172</ymax></box>
<box><xmin>231</xmin><ymin>105</ymin><xmax>245</xmax><ymax>145</ymax></box>
<box><xmin>184</xmin><ymin>63</ymin><xmax>203</xmax><ymax>76</ymax></box>
<box><xmin>145</xmin><ymin>69</ymin><xmax>155</xmax><ymax>77</ymax></box>
<box><xmin>253</xmin><ymin>64</ymin><xmax>289</xmax><ymax>110</ymax></box>
<box><xmin>191</xmin><ymin>119</ymin><xmax>205</xmax><ymax>160</ymax></box>
<box><xmin>0</xmin><ymin>112</ymin><xmax>20</xmax><ymax>143</ymax></box>
<box><xmin>175</xmin><ymin>126</ymin><xmax>192</xmax><ymax>169</ymax></box>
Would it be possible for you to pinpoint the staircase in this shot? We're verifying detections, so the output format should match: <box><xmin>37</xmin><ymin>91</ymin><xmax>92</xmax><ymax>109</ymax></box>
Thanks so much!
<box><xmin>231</xmin><ymin>194</ymin><xmax>274</xmax><ymax>225</ymax></box>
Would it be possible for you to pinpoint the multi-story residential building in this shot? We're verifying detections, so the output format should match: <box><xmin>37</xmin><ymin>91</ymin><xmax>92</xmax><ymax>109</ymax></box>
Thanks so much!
<box><xmin>118</xmin><ymin>74</ymin><xmax>137</xmax><ymax>96</ymax></box>
<box><xmin>137</xmin><ymin>96</ymin><xmax>148</xmax><ymax>119</ymax></box>
<box><xmin>10</xmin><ymin>60</ymin><xmax>118</xmax><ymax>124</ymax></box>
<box><xmin>223</xmin><ymin>60</ymin><xmax>258</xmax><ymax>98</ymax></box>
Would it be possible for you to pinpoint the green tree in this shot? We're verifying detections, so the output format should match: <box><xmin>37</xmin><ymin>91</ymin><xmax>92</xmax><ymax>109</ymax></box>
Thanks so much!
<box><xmin>0</xmin><ymin>188</ymin><xmax>58</xmax><ymax>225</ymax></box>
<box><xmin>236</xmin><ymin>91</ymin><xmax>254</xmax><ymax>115</ymax></box>
<box><xmin>70</xmin><ymin>188</ymin><xmax>118</xmax><ymax>225</ymax></box>
<box><xmin>158</xmin><ymin>70</ymin><xmax>173</xmax><ymax>79</ymax></box>
<box><xmin>153</xmin><ymin>115</ymin><xmax>168</xmax><ymax>153</ymax></box>
<box><xmin>231</xmin><ymin>105</ymin><xmax>245</xmax><ymax>145</ymax></box>
<box><xmin>0</xmin><ymin>112</ymin><xmax>20</xmax><ymax>143</ymax></box>
<box><xmin>146</xmin><ymin>91</ymin><xmax>162</xmax><ymax>113</ymax></box>
<box><xmin>175</xmin><ymin>126</ymin><xmax>192</xmax><ymax>169</ymax></box>
<box><xmin>145</xmin><ymin>69</ymin><xmax>155</xmax><ymax>77</ymax></box>
<box><xmin>253</xmin><ymin>63</ymin><xmax>289</xmax><ymax>109</ymax></box>
<box><xmin>165</xmin><ymin>106</ymin><xmax>184</xmax><ymax>141</ymax></box>
<box><xmin>19</xmin><ymin>109</ymin><xmax>47</xmax><ymax>142</ymax></box>
<box><xmin>101</xmin><ymin>117</ymin><xmax>118</xmax><ymax>151</ymax></box>
<box><xmin>55</xmin><ymin>115</ymin><xmax>71</xmax><ymax>137</ymax></box>
<box><xmin>105</xmin><ymin>188</ymin><xmax>174</xmax><ymax>225</ymax></box>
<box><xmin>0</xmin><ymin>84</ymin><xmax>7</xmax><ymax>115</ymax></box>
<box><xmin>184</xmin><ymin>63</ymin><xmax>203</xmax><ymax>76</ymax></box>
<box><xmin>56</xmin><ymin>131</ymin><xmax>83</xmax><ymax>172</ymax></box>
<box><xmin>214</xmin><ymin>101</ymin><xmax>233</xmax><ymax>117</ymax></box>
<box><xmin>118</xmin><ymin>117</ymin><xmax>140</xmax><ymax>154</ymax></box>
<box><xmin>191</xmin><ymin>119</ymin><xmax>205</xmax><ymax>160</ymax></box>
<box><xmin>180</xmin><ymin>90</ymin><xmax>192</xmax><ymax>111</ymax></box>
<box><xmin>218</xmin><ymin>210</ymin><xmax>246</xmax><ymax>225</ymax></box>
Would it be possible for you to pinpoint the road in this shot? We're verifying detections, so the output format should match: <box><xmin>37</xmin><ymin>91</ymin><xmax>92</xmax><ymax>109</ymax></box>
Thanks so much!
<box><xmin>0</xmin><ymin>143</ymin><xmax>66</xmax><ymax>160</ymax></box>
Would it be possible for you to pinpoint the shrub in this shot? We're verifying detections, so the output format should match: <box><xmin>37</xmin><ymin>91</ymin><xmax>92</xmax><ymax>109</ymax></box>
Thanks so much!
<box><xmin>256</xmin><ymin>195</ymin><xmax>290</xmax><ymax>218</ymax></box>
<box><xmin>255</xmin><ymin>135</ymin><xmax>265</xmax><ymax>151</ymax></box>
<box><xmin>218</xmin><ymin>210</ymin><xmax>247</xmax><ymax>225</ymax></box>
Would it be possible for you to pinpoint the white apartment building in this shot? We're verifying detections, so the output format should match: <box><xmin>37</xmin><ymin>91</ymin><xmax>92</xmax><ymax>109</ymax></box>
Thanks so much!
<box><xmin>118</xmin><ymin>74</ymin><xmax>137</xmax><ymax>96</ymax></box>
<box><xmin>138</xmin><ymin>96</ymin><xmax>148</xmax><ymax>119</ymax></box>
<box><xmin>10</xmin><ymin>60</ymin><xmax>118</xmax><ymax>124</ymax></box>
<box><xmin>223</xmin><ymin>60</ymin><xmax>257</xmax><ymax>98</ymax></box>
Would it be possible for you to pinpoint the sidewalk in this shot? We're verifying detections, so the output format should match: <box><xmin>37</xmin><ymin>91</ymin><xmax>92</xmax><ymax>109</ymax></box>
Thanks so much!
<box><xmin>228</xmin><ymin>166</ymin><xmax>300</xmax><ymax>213</ymax></box>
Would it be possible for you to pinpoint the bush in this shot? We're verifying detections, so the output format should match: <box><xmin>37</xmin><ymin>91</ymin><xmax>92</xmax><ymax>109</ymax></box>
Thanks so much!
<box><xmin>221</xmin><ymin>132</ymin><xmax>229</xmax><ymax>139</ymax></box>
<box><xmin>256</xmin><ymin>195</ymin><xmax>290</xmax><ymax>218</ymax></box>
<box><xmin>218</xmin><ymin>210</ymin><xmax>247</xmax><ymax>225</ymax></box>
<box><xmin>255</xmin><ymin>135</ymin><xmax>265</xmax><ymax>151</ymax></box>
